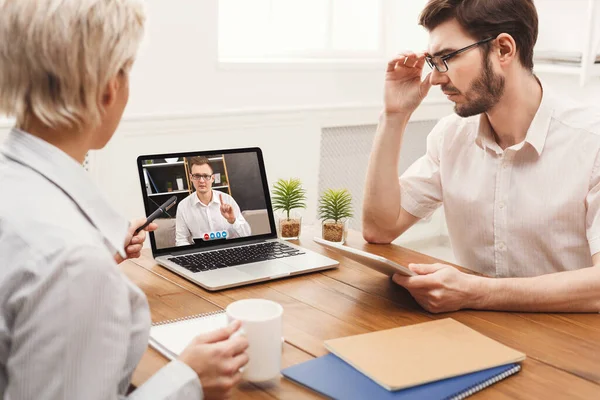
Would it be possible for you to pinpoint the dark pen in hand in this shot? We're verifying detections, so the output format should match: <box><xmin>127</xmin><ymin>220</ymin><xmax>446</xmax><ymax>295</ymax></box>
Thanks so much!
<box><xmin>134</xmin><ymin>195</ymin><xmax>177</xmax><ymax>235</ymax></box>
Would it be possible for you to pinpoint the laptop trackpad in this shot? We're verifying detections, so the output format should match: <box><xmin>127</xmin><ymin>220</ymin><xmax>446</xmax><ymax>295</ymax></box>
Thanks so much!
<box><xmin>235</xmin><ymin>260</ymin><xmax>296</xmax><ymax>278</ymax></box>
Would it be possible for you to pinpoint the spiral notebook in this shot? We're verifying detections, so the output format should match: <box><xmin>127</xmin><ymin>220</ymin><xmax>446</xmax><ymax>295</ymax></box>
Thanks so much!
<box><xmin>149</xmin><ymin>310</ymin><xmax>229</xmax><ymax>360</ymax></box>
<box><xmin>282</xmin><ymin>353</ymin><xmax>521</xmax><ymax>400</ymax></box>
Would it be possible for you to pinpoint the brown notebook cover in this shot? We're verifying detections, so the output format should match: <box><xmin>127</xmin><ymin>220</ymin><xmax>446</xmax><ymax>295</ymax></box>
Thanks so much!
<box><xmin>324</xmin><ymin>318</ymin><xmax>526</xmax><ymax>391</ymax></box>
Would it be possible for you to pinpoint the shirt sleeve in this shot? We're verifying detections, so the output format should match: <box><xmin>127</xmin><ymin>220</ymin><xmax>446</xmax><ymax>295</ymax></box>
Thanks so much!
<box><xmin>586</xmin><ymin>151</ymin><xmax>600</xmax><ymax>256</ymax></box>
<box><xmin>175</xmin><ymin>203</ymin><xmax>193</xmax><ymax>246</ymax></box>
<box><xmin>399</xmin><ymin>117</ymin><xmax>447</xmax><ymax>219</ymax></box>
<box><xmin>5</xmin><ymin>245</ymin><xmax>202</xmax><ymax>399</ymax></box>
<box><xmin>129</xmin><ymin>360</ymin><xmax>202</xmax><ymax>400</ymax></box>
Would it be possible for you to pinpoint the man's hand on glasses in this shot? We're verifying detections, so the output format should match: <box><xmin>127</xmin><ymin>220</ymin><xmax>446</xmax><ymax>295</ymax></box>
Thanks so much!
<box><xmin>384</xmin><ymin>52</ymin><xmax>432</xmax><ymax>117</ymax></box>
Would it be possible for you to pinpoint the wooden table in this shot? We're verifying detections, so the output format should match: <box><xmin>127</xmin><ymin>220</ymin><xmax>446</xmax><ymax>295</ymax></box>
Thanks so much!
<box><xmin>123</xmin><ymin>227</ymin><xmax>600</xmax><ymax>399</ymax></box>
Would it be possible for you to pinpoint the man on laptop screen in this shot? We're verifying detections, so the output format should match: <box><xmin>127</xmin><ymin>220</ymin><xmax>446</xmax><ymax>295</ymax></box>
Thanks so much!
<box><xmin>176</xmin><ymin>156</ymin><xmax>251</xmax><ymax>246</ymax></box>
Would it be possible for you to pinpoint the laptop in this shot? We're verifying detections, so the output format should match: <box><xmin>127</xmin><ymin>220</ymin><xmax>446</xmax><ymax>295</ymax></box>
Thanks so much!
<box><xmin>136</xmin><ymin>147</ymin><xmax>339</xmax><ymax>291</ymax></box>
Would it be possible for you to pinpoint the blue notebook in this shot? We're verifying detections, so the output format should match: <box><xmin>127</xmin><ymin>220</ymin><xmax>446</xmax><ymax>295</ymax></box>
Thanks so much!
<box><xmin>282</xmin><ymin>354</ymin><xmax>521</xmax><ymax>400</ymax></box>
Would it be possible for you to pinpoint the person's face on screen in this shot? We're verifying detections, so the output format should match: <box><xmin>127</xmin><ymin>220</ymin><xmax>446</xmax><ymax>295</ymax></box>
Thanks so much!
<box><xmin>191</xmin><ymin>164</ymin><xmax>214</xmax><ymax>195</ymax></box>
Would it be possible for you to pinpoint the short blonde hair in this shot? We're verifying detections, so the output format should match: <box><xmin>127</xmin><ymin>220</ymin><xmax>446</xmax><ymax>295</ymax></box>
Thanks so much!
<box><xmin>0</xmin><ymin>0</ymin><xmax>146</xmax><ymax>129</ymax></box>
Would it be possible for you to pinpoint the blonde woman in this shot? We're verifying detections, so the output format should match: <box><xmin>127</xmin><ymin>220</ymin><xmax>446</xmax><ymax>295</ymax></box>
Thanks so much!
<box><xmin>0</xmin><ymin>1</ymin><xmax>248</xmax><ymax>399</ymax></box>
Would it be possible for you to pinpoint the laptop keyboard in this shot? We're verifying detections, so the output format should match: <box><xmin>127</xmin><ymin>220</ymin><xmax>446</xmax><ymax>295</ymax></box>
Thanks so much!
<box><xmin>168</xmin><ymin>242</ymin><xmax>305</xmax><ymax>273</ymax></box>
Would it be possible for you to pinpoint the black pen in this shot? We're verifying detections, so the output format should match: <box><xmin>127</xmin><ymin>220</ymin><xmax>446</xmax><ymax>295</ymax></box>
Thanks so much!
<box><xmin>134</xmin><ymin>195</ymin><xmax>177</xmax><ymax>235</ymax></box>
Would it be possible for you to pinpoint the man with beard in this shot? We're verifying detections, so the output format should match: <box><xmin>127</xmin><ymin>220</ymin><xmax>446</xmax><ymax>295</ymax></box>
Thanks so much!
<box><xmin>362</xmin><ymin>0</ymin><xmax>600</xmax><ymax>313</ymax></box>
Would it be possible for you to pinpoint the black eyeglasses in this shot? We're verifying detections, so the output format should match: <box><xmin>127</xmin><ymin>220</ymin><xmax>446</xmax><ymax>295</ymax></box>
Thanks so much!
<box><xmin>425</xmin><ymin>37</ymin><xmax>494</xmax><ymax>73</ymax></box>
<box><xmin>191</xmin><ymin>174</ymin><xmax>213</xmax><ymax>181</ymax></box>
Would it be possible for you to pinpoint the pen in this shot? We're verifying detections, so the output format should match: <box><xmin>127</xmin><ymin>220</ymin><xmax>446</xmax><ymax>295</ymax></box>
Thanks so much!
<box><xmin>134</xmin><ymin>195</ymin><xmax>177</xmax><ymax>235</ymax></box>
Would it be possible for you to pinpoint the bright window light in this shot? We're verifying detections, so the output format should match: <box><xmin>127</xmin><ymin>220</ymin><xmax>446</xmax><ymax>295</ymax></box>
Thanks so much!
<box><xmin>218</xmin><ymin>0</ymin><xmax>384</xmax><ymax>61</ymax></box>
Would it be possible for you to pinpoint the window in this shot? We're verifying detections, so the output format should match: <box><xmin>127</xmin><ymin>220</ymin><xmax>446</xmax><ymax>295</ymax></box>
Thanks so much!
<box><xmin>218</xmin><ymin>0</ymin><xmax>384</xmax><ymax>62</ymax></box>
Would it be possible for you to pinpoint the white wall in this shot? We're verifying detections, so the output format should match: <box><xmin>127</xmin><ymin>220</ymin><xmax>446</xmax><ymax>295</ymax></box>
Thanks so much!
<box><xmin>126</xmin><ymin>0</ymin><xmax>400</xmax><ymax>116</ymax></box>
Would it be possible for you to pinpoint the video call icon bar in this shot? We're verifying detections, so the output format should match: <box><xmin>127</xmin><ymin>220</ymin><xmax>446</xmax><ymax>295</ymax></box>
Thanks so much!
<box><xmin>203</xmin><ymin>231</ymin><xmax>228</xmax><ymax>241</ymax></box>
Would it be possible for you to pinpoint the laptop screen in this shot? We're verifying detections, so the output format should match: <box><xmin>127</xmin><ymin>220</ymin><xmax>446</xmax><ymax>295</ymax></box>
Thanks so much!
<box><xmin>137</xmin><ymin>148</ymin><xmax>277</xmax><ymax>255</ymax></box>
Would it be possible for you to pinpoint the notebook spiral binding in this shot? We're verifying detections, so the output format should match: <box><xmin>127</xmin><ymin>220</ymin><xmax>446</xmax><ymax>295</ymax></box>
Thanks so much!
<box><xmin>152</xmin><ymin>310</ymin><xmax>226</xmax><ymax>326</ymax></box>
<box><xmin>450</xmin><ymin>364</ymin><xmax>522</xmax><ymax>400</ymax></box>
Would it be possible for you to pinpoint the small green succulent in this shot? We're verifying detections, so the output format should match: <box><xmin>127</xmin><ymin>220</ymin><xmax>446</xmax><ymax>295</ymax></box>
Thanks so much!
<box><xmin>318</xmin><ymin>189</ymin><xmax>353</xmax><ymax>223</ymax></box>
<box><xmin>271</xmin><ymin>178</ymin><xmax>307</xmax><ymax>220</ymax></box>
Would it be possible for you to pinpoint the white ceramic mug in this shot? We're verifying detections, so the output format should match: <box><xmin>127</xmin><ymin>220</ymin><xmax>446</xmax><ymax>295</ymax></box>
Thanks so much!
<box><xmin>225</xmin><ymin>299</ymin><xmax>283</xmax><ymax>382</ymax></box>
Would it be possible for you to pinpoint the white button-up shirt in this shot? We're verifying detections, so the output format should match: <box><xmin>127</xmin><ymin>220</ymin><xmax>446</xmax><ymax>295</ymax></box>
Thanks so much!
<box><xmin>175</xmin><ymin>190</ymin><xmax>251</xmax><ymax>246</ymax></box>
<box><xmin>0</xmin><ymin>129</ymin><xmax>202</xmax><ymax>399</ymax></box>
<box><xmin>400</xmin><ymin>85</ymin><xmax>600</xmax><ymax>278</ymax></box>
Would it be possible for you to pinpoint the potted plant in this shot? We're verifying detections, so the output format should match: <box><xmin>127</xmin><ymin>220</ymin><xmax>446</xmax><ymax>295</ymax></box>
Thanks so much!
<box><xmin>318</xmin><ymin>188</ymin><xmax>353</xmax><ymax>243</ymax></box>
<box><xmin>271</xmin><ymin>178</ymin><xmax>307</xmax><ymax>240</ymax></box>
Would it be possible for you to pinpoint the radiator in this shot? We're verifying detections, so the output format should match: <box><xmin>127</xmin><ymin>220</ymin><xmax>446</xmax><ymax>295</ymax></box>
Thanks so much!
<box><xmin>318</xmin><ymin>119</ymin><xmax>438</xmax><ymax>231</ymax></box>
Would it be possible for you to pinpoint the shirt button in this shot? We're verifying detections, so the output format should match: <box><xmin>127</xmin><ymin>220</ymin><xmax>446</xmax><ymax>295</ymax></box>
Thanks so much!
<box><xmin>498</xmin><ymin>242</ymin><xmax>506</xmax><ymax>251</ymax></box>
<box><xmin>498</xmin><ymin>202</ymin><xmax>505</xmax><ymax>209</ymax></box>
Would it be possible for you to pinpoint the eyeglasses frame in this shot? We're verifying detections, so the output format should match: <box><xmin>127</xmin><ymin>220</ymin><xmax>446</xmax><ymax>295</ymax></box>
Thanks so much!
<box><xmin>425</xmin><ymin>37</ymin><xmax>495</xmax><ymax>73</ymax></box>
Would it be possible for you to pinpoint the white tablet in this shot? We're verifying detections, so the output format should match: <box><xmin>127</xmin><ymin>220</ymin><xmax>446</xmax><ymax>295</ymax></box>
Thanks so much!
<box><xmin>312</xmin><ymin>237</ymin><xmax>416</xmax><ymax>277</ymax></box>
